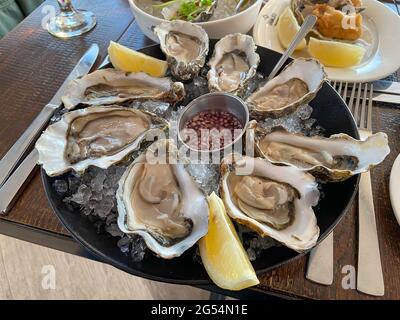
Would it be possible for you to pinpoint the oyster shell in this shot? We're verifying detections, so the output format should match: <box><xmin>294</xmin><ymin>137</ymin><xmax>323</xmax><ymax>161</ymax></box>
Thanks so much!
<box><xmin>117</xmin><ymin>140</ymin><xmax>209</xmax><ymax>259</ymax></box>
<box><xmin>61</xmin><ymin>69</ymin><xmax>185</xmax><ymax>110</ymax></box>
<box><xmin>251</xmin><ymin>124</ymin><xmax>390</xmax><ymax>181</ymax></box>
<box><xmin>246</xmin><ymin>58</ymin><xmax>326</xmax><ymax>118</ymax></box>
<box><xmin>154</xmin><ymin>20</ymin><xmax>209</xmax><ymax>81</ymax></box>
<box><xmin>36</xmin><ymin>106</ymin><xmax>168</xmax><ymax>176</ymax></box>
<box><xmin>220</xmin><ymin>155</ymin><xmax>320</xmax><ymax>251</ymax></box>
<box><xmin>208</xmin><ymin>34</ymin><xmax>260</xmax><ymax>94</ymax></box>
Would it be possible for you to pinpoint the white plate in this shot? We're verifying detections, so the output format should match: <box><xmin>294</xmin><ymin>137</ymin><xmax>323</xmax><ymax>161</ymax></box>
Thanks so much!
<box><xmin>390</xmin><ymin>153</ymin><xmax>400</xmax><ymax>226</ymax></box>
<box><xmin>253</xmin><ymin>0</ymin><xmax>400</xmax><ymax>82</ymax></box>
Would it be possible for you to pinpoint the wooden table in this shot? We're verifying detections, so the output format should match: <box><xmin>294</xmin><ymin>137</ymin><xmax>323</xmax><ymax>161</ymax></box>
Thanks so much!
<box><xmin>1</xmin><ymin>0</ymin><xmax>400</xmax><ymax>300</ymax></box>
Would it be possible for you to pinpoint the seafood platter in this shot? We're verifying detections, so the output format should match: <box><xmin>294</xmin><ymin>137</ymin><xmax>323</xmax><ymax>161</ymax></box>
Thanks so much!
<box><xmin>36</xmin><ymin>20</ymin><xmax>390</xmax><ymax>290</ymax></box>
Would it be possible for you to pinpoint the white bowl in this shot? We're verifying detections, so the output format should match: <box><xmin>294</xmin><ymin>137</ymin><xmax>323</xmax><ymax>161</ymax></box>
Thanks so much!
<box><xmin>128</xmin><ymin>0</ymin><xmax>263</xmax><ymax>42</ymax></box>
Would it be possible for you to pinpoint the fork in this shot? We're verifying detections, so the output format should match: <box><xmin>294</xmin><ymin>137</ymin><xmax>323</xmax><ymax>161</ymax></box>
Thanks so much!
<box><xmin>335</xmin><ymin>82</ymin><xmax>385</xmax><ymax>296</ymax></box>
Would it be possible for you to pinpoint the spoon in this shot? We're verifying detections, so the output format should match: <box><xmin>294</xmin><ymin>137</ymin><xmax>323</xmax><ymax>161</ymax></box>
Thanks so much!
<box><xmin>234</xmin><ymin>0</ymin><xmax>246</xmax><ymax>14</ymax></box>
<box><xmin>267</xmin><ymin>14</ymin><xmax>317</xmax><ymax>81</ymax></box>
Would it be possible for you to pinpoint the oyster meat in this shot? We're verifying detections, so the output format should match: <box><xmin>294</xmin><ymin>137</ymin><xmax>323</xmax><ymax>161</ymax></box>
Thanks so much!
<box><xmin>61</xmin><ymin>69</ymin><xmax>185</xmax><ymax>110</ymax></box>
<box><xmin>246</xmin><ymin>58</ymin><xmax>326</xmax><ymax>118</ymax></box>
<box><xmin>36</xmin><ymin>106</ymin><xmax>168</xmax><ymax>176</ymax></box>
<box><xmin>154</xmin><ymin>20</ymin><xmax>209</xmax><ymax>81</ymax></box>
<box><xmin>252</xmin><ymin>125</ymin><xmax>390</xmax><ymax>181</ymax></box>
<box><xmin>220</xmin><ymin>155</ymin><xmax>320</xmax><ymax>251</ymax></box>
<box><xmin>117</xmin><ymin>140</ymin><xmax>209</xmax><ymax>259</ymax></box>
<box><xmin>208</xmin><ymin>34</ymin><xmax>260</xmax><ymax>94</ymax></box>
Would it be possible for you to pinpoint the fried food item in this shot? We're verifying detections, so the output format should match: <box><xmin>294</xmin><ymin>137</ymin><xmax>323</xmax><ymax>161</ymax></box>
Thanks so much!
<box><xmin>312</xmin><ymin>4</ymin><xmax>363</xmax><ymax>41</ymax></box>
<box><xmin>350</xmin><ymin>0</ymin><xmax>362</xmax><ymax>8</ymax></box>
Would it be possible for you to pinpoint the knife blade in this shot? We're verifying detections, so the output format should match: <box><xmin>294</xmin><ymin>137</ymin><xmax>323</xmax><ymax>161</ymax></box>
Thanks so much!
<box><xmin>0</xmin><ymin>149</ymin><xmax>39</xmax><ymax>214</ymax></box>
<box><xmin>372</xmin><ymin>80</ymin><xmax>400</xmax><ymax>95</ymax></box>
<box><xmin>0</xmin><ymin>44</ymin><xmax>99</xmax><ymax>189</ymax></box>
<box><xmin>372</xmin><ymin>92</ymin><xmax>400</xmax><ymax>104</ymax></box>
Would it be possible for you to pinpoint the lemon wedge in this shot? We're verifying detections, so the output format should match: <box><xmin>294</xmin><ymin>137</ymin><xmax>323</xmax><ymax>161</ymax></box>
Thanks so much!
<box><xmin>308</xmin><ymin>37</ymin><xmax>366</xmax><ymax>68</ymax></box>
<box><xmin>108</xmin><ymin>41</ymin><xmax>168</xmax><ymax>77</ymax></box>
<box><xmin>199</xmin><ymin>192</ymin><xmax>259</xmax><ymax>291</ymax></box>
<box><xmin>277</xmin><ymin>7</ymin><xmax>307</xmax><ymax>51</ymax></box>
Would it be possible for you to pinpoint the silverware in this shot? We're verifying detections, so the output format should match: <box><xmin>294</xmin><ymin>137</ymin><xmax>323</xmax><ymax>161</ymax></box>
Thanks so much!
<box><xmin>334</xmin><ymin>82</ymin><xmax>385</xmax><ymax>296</ymax></box>
<box><xmin>99</xmin><ymin>55</ymin><xmax>110</xmax><ymax>69</ymax></box>
<box><xmin>0</xmin><ymin>45</ymin><xmax>99</xmax><ymax>214</ymax></box>
<box><xmin>234</xmin><ymin>0</ymin><xmax>246</xmax><ymax>14</ymax></box>
<box><xmin>306</xmin><ymin>80</ymin><xmax>388</xmax><ymax>290</ymax></box>
<box><xmin>306</xmin><ymin>232</ymin><xmax>334</xmax><ymax>285</ymax></box>
<box><xmin>267</xmin><ymin>15</ymin><xmax>317</xmax><ymax>81</ymax></box>
<box><xmin>372</xmin><ymin>80</ymin><xmax>400</xmax><ymax>95</ymax></box>
<box><xmin>0</xmin><ymin>150</ymin><xmax>39</xmax><ymax>214</ymax></box>
<box><xmin>0</xmin><ymin>44</ymin><xmax>99</xmax><ymax>189</ymax></box>
<box><xmin>370</xmin><ymin>91</ymin><xmax>400</xmax><ymax>104</ymax></box>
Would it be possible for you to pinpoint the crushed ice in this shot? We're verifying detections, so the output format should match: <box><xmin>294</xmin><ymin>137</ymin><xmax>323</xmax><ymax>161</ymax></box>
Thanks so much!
<box><xmin>259</xmin><ymin>104</ymin><xmax>324</xmax><ymax>136</ymax></box>
<box><xmin>52</xmin><ymin>66</ymin><xmax>323</xmax><ymax>264</ymax></box>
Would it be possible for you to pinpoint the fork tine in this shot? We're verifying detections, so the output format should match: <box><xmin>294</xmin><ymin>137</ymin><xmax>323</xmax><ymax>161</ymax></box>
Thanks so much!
<box><xmin>342</xmin><ymin>82</ymin><xmax>348</xmax><ymax>101</ymax></box>
<box><xmin>337</xmin><ymin>81</ymin><xmax>343</xmax><ymax>97</ymax></box>
<box><xmin>353</xmin><ymin>83</ymin><xmax>362</xmax><ymax>125</ymax></box>
<box><xmin>367</xmin><ymin>84</ymin><xmax>373</xmax><ymax>131</ymax></box>
<box><xmin>348</xmin><ymin>82</ymin><xmax>356</xmax><ymax>112</ymax></box>
<box><xmin>360</xmin><ymin>83</ymin><xmax>368</xmax><ymax>129</ymax></box>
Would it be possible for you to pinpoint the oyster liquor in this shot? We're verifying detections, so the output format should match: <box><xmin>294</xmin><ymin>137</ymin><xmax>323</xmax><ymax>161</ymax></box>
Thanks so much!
<box><xmin>151</xmin><ymin>304</ymin><xmax>248</xmax><ymax>316</ymax></box>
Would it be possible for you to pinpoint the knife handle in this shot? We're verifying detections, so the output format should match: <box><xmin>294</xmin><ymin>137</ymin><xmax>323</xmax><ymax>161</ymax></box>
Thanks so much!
<box><xmin>0</xmin><ymin>149</ymin><xmax>39</xmax><ymax>214</ymax></box>
<box><xmin>0</xmin><ymin>104</ymin><xmax>56</xmax><ymax>188</ymax></box>
<box><xmin>306</xmin><ymin>232</ymin><xmax>334</xmax><ymax>285</ymax></box>
<box><xmin>357</xmin><ymin>171</ymin><xmax>385</xmax><ymax>296</ymax></box>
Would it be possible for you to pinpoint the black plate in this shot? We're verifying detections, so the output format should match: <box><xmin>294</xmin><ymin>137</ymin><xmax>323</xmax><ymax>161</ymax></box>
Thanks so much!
<box><xmin>41</xmin><ymin>41</ymin><xmax>359</xmax><ymax>285</ymax></box>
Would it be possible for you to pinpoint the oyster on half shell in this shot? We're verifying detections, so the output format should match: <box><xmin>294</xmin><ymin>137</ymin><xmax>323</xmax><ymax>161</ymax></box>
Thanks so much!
<box><xmin>61</xmin><ymin>69</ymin><xmax>185</xmax><ymax>110</ymax></box>
<box><xmin>36</xmin><ymin>106</ymin><xmax>168</xmax><ymax>176</ymax></box>
<box><xmin>208</xmin><ymin>33</ymin><xmax>260</xmax><ymax>94</ymax></box>
<box><xmin>154</xmin><ymin>20</ymin><xmax>209</xmax><ymax>81</ymax></box>
<box><xmin>250</xmin><ymin>123</ymin><xmax>390</xmax><ymax>181</ymax></box>
<box><xmin>246</xmin><ymin>58</ymin><xmax>326</xmax><ymax>119</ymax></box>
<box><xmin>117</xmin><ymin>140</ymin><xmax>209</xmax><ymax>259</ymax></box>
<box><xmin>220</xmin><ymin>155</ymin><xmax>320</xmax><ymax>252</ymax></box>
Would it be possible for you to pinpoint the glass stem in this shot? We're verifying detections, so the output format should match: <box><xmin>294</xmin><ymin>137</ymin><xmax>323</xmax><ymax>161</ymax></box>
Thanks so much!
<box><xmin>57</xmin><ymin>0</ymin><xmax>76</xmax><ymax>14</ymax></box>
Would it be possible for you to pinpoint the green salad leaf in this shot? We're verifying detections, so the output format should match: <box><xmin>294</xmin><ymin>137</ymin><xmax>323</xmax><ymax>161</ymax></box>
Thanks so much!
<box><xmin>153</xmin><ymin>0</ymin><xmax>215</xmax><ymax>21</ymax></box>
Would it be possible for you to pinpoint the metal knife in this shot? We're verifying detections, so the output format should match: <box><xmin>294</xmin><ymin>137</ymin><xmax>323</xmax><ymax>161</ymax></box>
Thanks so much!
<box><xmin>0</xmin><ymin>149</ymin><xmax>39</xmax><ymax>214</ymax></box>
<box><xmin>306</xmin><ymin>232</ymin><xmax>334</xmax><ymax>285</ymax></box>
<box><xmin>0</xmin><ymin>44</ymin><xmax>99</xmax><ymax>189</ymax></box>
<box><xmin>372</xmin><ymin>80</ymin><xmax>400</xmax><ymax>95</ymax></box>
<box><xmin>372</xmin><ymin>92</ymin><xmax>400</xmax><ymax>104</ymax></box>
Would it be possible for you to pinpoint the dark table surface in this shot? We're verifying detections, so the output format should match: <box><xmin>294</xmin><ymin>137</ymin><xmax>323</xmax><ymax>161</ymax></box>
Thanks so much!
<box><xmin>1</xmin><ymin>0</ymin><xmax>400</xmax><ymax>300</ymax></box>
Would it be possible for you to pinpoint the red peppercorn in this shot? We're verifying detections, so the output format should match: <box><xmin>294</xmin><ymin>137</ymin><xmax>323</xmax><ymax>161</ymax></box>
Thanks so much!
<box><xmin>183</xmin><ymin>110</ymin><xmax>243</xmax><ymax>150</ymax></box>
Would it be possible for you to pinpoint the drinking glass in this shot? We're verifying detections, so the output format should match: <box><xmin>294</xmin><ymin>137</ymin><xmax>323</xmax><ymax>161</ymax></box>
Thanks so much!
<box><xmin>47</xmin><ymin>0</ymin><xmax>96</xmax><ymax>38</ymax></box>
